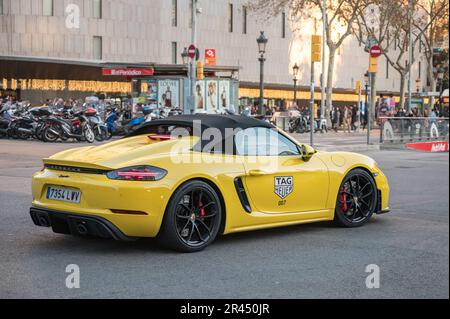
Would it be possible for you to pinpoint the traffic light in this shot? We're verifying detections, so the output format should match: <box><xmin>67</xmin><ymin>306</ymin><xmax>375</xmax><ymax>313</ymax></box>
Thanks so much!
<box><xmin>196</xmin><ymin>61</ymin><xmax>204</xmax><ymax>81</ymax></box>
<box><xmin>355</xmin><ymin>80</ymin><xmax>362</xmax><ymax>94</ymax></box>
<box><xmin>311</xmin><ymin>35</ymin><xmax>322</xmax><ymax>62</ymax></box>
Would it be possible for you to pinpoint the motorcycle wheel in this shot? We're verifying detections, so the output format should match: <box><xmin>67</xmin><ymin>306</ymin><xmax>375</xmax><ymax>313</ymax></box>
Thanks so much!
<box><xmin>83</xmin><ymin>125</ymin><xmax>95</xmax><ymax>143</ymax></box>
<box><xmin>43</xmin><ymin>127</ymin><xmax>60</xmax><ymax>143</ymax></box>
<box><xmin>94</xmin><ymin>125</ymin><xmax>105</xmax><ymax>142</ymax></box>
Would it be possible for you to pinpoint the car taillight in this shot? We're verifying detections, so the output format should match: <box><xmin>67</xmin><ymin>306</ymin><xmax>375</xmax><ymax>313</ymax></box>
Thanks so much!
<box><xmin>106</xmin><ymin>166</ymin><xmax>167</xmax><ymax>181</ymax></box>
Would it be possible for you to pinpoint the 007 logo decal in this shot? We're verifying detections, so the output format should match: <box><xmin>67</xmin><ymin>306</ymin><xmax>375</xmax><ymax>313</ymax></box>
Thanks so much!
<box><xmin>274</xmin><ymin>176</ymin><xmax>293</xmax><ymax>199</ymax></box>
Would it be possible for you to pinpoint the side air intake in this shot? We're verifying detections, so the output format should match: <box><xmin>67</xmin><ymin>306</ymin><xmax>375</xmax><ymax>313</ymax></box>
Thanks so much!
<box><xmin>234</xmin><ymin>177</ymin><xmax>252</xmax><ymax>213</ymax></box>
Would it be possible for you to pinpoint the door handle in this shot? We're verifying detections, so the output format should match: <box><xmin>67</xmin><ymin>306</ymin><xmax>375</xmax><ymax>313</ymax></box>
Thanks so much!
<box><xmin>248</xmin><ymin>169</ymin><xmax>269</xmax><ymax>176</ymax></box>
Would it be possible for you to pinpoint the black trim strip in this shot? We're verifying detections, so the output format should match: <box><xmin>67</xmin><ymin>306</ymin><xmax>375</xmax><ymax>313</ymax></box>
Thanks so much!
<box><xmin>44</xmin><ymin>164</ymin><xmax>108</xmax><ymax>175</ymax></box>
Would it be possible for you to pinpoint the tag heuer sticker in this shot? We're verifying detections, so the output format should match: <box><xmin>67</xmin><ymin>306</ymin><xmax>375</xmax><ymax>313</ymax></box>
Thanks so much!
<box><xmin>274</xmin><ymin>176</ymin><xmax>293</xmax><ymax>199</ymax></box>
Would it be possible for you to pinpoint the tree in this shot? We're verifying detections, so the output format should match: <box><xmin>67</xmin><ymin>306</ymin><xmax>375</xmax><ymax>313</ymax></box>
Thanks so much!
<box><xmin>415</xmin><ymin>0</ymin><xmax>449</xmax><ymax>109</ymax></box>
<box><xmin>248</xmin><ymin>0</ymin><xmax>363</xmax><ymax>121</ymax></box>
<box><xmin>355</xmin><ymin>0</ymin><xmax>448</xmax><ymax>110</ymax></box>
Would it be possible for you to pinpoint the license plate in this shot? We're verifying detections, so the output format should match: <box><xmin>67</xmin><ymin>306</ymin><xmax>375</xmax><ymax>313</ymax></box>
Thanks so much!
<box><xmin>46</xmin><ymin>186</ymin><xmax>81</xmax><ymax>203</ymax></box>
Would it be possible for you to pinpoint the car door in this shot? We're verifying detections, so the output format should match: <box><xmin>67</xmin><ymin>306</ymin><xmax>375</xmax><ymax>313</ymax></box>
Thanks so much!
<box><xmin>235</xmin><ymin>127</ymin><xmax>329</xmax><ymax>214</ymax></box>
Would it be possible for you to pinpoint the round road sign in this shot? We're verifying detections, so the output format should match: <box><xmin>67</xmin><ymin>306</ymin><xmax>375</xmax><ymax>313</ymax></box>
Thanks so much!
<box><xmin>188</xmin><ymin>45</ymin><xmax>197</xmax><ymax>59</ymax></box>
<box><xmin>370</xmin><ymin>45</ymin><xmax>382</xmax><ymax>58</ymax></box>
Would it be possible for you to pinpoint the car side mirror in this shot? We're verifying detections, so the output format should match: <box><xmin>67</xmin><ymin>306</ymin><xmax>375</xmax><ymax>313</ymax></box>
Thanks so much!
<box><xmin>301</xmin><ymin>144</ymin><xmax>316</xmax><ymax>161</ymax></box>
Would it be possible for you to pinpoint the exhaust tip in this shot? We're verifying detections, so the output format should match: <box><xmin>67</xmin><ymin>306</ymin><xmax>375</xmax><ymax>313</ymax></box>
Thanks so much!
<box><xmin>38</xmin><ymin>216</ymin><xmax>50</xmax><ymax>227</ymax></box>
<box><xmin>76</xmin><ymin>223</ymin><xmax>89</xmax><ymax>236</ymax></box>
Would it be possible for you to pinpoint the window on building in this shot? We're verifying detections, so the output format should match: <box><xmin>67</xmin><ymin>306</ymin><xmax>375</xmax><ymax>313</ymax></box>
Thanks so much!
<box><xmin>242</xmin><ymin>6</ymin><xmax>247</xmax><ymax>34</ymax></box>
<box><xmin>228</xmin><ymin>3</ymin><xmax>233</xmax><ymax>33</ymax></box>
<box><xmin>172</xmin><ymin>0</ymin><xmax>178</xmax><ymax>27</ymax></box>
<box><xmin>43</xmin><ymin>0</ymin><xmax>54</xmax><ymax>16</ymax></box>
<box><xmin>0</xmin><ymin>0</ymin><xmax>3</xmax><ymax>15</ymax></box>
<box><xmin>93</xmin><ymin>0</ymin><xmax>102</xmax><ymax>19</ymax></box>
<box><xmin>419</xmin><ymin>37</ymin><xmax>422</xmax><ymax>53</ymax></box>
<box><xmin>93</xmin><ymin>36</ymin><xmax>103</xmax><ymax>60</ymax></box>
<box><xmin>189</xmin><ymin>1</ymin><xmax>193</xmax><ymax>28</ymax></box>
<box><xmin>281</xmin><ymin>12</ymin><xmax>286</xmax><ymax>38</ymax></box>
<box><xmin>172</xmin><ymin>42</ymin><xmax>177</xmax><ymax>64</ymax></box>
<box><xmin>419</xmin><ymin>61</ymin><xmax>421</xmax><ymax>78</ymax></box>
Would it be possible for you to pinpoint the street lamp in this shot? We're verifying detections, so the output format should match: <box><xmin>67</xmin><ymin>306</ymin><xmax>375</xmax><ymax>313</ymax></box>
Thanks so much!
<box><xmin>364</xmin><ymin>71</ymin><xmax>369</xmax><ymax>128</ymax></box>
<box><xmin>181</xmin><ymin>47</ymin><xmax>189</xmax><ymax>65</ymax></box>
<box><xmin>292</xmin><ymin>63</ymin><xmax>299</xmax><ymax>106</ymax></box>
<box><xmin>415</xmin><ymin>78</ymin><xmax>422</xmax><ymax>93</ymax></box>
<box><xmin>257</xmin><ymin>31</ymin><xmax>268</xmax><ymax>115</ymax></box>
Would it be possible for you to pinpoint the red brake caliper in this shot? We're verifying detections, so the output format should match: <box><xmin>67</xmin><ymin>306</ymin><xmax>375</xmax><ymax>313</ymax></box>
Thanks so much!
<box><xmin>340</xmin><ymin>186</ymin><xmax>348</xmax><ymax>213</ymax></box>
<box><xmin>199</xmin><ymin>200</ymin><xmax>206</xmax><ymax>217</ymax></box>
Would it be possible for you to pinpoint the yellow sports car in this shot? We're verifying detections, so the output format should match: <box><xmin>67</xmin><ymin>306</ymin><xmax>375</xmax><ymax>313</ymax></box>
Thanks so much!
<box><xmin>30</xmin><ymin>115</ymin><xmax>390</xmax><ymax>252</ymax></box>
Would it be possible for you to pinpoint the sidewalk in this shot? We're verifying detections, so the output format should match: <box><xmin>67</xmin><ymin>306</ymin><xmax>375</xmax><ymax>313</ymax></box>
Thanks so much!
<box><xmin>290</xmin><ymin>129</ymin><xmax>381</xmax><ymax>152</ymax></box>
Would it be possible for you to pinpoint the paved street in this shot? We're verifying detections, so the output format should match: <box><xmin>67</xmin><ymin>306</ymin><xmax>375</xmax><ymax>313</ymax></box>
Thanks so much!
<box><xmin>0</xmin><ymin>137</ymin><xmax>448</xmax><ymax>299</ymax></box>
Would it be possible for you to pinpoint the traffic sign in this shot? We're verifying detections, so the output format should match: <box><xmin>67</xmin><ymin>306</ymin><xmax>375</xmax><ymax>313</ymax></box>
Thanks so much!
<box><xmin>370</xmin><ymin>45</ymin><xmax>382</xmax><ymax>58</ymax></box>
<box><xmin>188</xmin><ymin>45</ymin><xmax>197</xmax><ymax>59</ymax></box>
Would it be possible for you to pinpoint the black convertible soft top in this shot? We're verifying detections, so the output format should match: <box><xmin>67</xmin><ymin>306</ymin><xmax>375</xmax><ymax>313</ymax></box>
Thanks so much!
<box><xmin>129</xmin><ymin>114</ymin><xmax>274</xmax><ymax>137</ymax></box>
<box><xmin>128</xmin><ymin>114</ymin><xmax>276</xmax><ymax>154</ymax></box>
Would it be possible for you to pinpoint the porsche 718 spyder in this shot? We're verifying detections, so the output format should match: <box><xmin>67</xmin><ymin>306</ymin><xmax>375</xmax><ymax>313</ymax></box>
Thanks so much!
<box><xmin>30</xmin><ymin>115</ymin><xmax>390</xmax><ymax>252</ymax></box>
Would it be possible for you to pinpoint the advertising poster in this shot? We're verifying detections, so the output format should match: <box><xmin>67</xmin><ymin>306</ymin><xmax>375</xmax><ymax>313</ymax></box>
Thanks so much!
<box><xmin>218</xmin><ymin>80</ymin><xmax>230</xmax><ymax>111</ymax></box>
<box><xmin>158</xmin><ymin>80</ymin><xmax>180</xmax><ymax>109</ymax></box>
<box><xmin>195</xmin><ymin>80</ymin><xmax>206</xmax><ymax>113</ymax></box>
<box><xmin>146</xmin><ymin>80</ymin><xmax>158</xmax><ymax>101</ymax></box>
<box><xmin>206</xmin><ymin>80</ymin><xmax>219</xmax><ymax>113</ymax></box>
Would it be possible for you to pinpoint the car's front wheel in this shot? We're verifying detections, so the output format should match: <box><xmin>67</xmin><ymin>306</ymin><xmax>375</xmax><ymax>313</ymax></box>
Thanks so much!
<box><xmin>334</xmin><ymin>169</ymin><xmax>378</xmax><ymax>227</ymax></box>
<box><xmin>158</xmin><ymin>180</ymin><xmax>222</xmax><ymax>252</ymax></box>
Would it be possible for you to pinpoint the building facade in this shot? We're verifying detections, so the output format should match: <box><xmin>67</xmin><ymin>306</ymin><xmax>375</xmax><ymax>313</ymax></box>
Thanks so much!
<box><xmin>0</xmin><ymin>0</ymin><xmax>427</xmax><ymax>107</ymax></box>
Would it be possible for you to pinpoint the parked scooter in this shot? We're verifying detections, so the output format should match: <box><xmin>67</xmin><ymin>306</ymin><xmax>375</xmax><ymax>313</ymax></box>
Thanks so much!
<box><xmin>42</xmin><ymin>110</ymin><xmax>95</xmax><ymax>143</ymax></box>
<box><xmin>84</xmin><ymin>107</ymin><xmax>109</xmax><ymax>141</ymax></box>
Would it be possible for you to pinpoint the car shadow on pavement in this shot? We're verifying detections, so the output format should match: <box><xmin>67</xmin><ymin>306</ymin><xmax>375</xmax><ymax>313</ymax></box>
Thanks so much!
<box><xmin>28</xmin><ymin>218</ymin><xmax>388</xmax><ymax>255</ymax></box>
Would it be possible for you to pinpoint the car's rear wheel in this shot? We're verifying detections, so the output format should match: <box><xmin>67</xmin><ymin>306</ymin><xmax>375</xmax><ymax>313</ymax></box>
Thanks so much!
<box><xmin>334</xmin><ymin>169</ymin><xmax>378</xmax><ymax>227</ymax></box>
<box><xmin>157</xmin><ymin>180</ymin><xmax>222</xmax><ymax>252</ymax></box>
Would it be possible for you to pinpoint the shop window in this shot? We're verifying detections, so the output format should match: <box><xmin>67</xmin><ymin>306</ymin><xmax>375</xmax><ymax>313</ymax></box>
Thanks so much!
<box><xmin>172</xmin><ymin>42</ymin><xmax>177</xmax><ymax>64</ymax></box>
<box><xmin>43</xmin><ymin>0</ymin><xmax>54</xmax><ymax>16</ymax></box>
<box><xmin>228</xmin><ymin>3</ymin><xmax>233</xmax><ymax>33</ymax></box>
<box><xmin>93</xmin><ymin>36</ymin><xmax>103</xmax><ymax>60</ymax></box>
<box><xmin>93</xmin><ymin>0</ymin><xmax>102</xmax><ymax>19</ymax></box>
<box><xmin>172</xmin><ymin>0</ymin><xmax>178</xmax><ymax>27</ymax></box>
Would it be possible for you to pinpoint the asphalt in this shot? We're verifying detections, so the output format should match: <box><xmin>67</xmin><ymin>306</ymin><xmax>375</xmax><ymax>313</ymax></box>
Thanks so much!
<box><xmin>0</xmin><ymin>138</ymin><xmax>448</xmax><ymax>299</ymax></box>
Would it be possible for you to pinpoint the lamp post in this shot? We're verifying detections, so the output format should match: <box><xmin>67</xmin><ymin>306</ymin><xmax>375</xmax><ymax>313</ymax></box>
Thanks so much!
<box><xmin>257</xmin><ymin>31</ymin><xmax>268</xmax><ymax>115</ymax></box>
<box><xmin>181</xmin><ymin>47</ymin><xmax>189</xmax><ymax>65</ymax></box>
<box><xmin>415</xmin><ymin>78</ymin><xmax>422</xmax><ymax>93</ymax></box>
<box><xmin>181</xmin><ymin>47</ymin><xmax>190</xmax><ymax>114</ymax></box>
<box><xmin>364</xmin><ymin>71</ymin><xmax>371</xmax><ymax>145</ymax></box>
<box><xmin>292</xmin><ymin>63</ymin><xmax>299</xmax><ymax>107</ymax></box>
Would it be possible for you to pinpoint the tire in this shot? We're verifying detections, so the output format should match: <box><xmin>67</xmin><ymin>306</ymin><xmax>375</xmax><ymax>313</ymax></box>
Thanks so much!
<box><xmin>83</xmin><ymin>124</ymin><xmax>95</xmax><ymax>143</ymax></box>
<box><xmin>157</xmin><ymin>180</ymin><xmax>223</xmax><ymax>252</ymax></box>
<box><xmin>333</xmin><ymin>168</ymin><xmax>378</xmax><ymax>228</ymax></box>
<box><xmin>94</xmin><ymin>125</ymin><xmax>106</xmax><ymax>142</ymax></box>
<box><xmin>43</xmin><ymin>126</ymin><xmax>60</xmax><ymax>143</ymax></box>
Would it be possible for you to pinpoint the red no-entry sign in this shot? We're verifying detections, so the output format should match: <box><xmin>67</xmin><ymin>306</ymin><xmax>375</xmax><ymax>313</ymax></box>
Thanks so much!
<box><xmin>370</xmin><ymin>45</ymin><xmax>382</xmax><ymax>58</ymax></box>
<box><xmin>188</xmin><ymin>45</ymin><xmax>197</xmax><ymax>59</ymax></box>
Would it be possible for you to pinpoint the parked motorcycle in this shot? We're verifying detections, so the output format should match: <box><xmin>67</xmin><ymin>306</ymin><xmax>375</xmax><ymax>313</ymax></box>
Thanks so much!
<box><xmin>42</xmin><ymin>110</ymin><xmax>95</xmax><ymax>143</ymax></box>
<box><xmin>85</xmin><ymin>107</ymin><xmax>109</xmax><ymax>141</ymax></box>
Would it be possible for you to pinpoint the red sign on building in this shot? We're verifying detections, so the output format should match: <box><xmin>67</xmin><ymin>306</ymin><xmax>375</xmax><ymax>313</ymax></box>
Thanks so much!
<box><xmin>102</xmin><ymin>68</ymin><xmax>154</xmax><ymax>76</ymax></box>
<box><xmin>205</xmin><ymin>49</ymin><xmax>216</xmax><ymax>65</ymax></box>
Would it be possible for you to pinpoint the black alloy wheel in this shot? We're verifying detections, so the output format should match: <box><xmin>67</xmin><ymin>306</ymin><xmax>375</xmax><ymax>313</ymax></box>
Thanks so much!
<box><xmin>334</xmin><ymin>169</ymin><xmax>378</xmax><ymax>227</ymax></box>
<box><xmin>158</xmin><ymin>180</ymin><xmax>222</xmax><ymax>252</ymax></box>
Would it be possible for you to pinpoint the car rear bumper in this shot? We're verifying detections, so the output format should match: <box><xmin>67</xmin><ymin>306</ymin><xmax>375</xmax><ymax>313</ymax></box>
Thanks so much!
<box><xmin>30</xmin><ymin>207</ymin><xmax>136</xmax><ymax>241</ymax></box>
